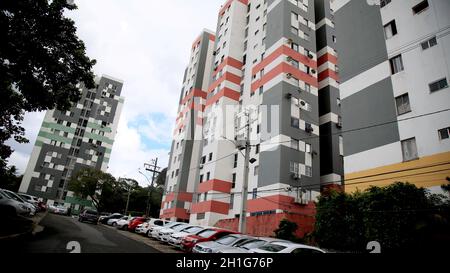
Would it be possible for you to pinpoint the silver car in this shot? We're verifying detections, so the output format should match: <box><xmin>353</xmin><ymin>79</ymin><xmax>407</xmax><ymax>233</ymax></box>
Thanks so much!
<box><xmin>1</xmin><ymin>189</ymin><xmax>36</xmax><ymax>216</ymax></box>
<box><xmin>168</xmin><ymin>226</ymin><xmax>206</xmax><ymax>248</ymax></box>
<box><xmin>0</xmin><ymin>190</ymin><xmax>29</xmax><ymax>215</ymax></box>
<box><xmin>217</xmin><ymin>237</ymin><xmax>290</xmax><ymax>253</ymax></box>
<box><xmin>193</xmin><ymin>234</ymin><xmax>254</xmax><ymax>253</ymax></box>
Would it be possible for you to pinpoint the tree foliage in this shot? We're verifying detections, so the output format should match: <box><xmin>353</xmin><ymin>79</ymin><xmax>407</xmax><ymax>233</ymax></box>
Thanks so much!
<box><xmin>0</xmin><ymin>165</ymin><xmax>22</xmax><ymax>192</ymax></box>
<box><xmin>68</xmin><ymin>168</ymin><xmax>163</xmax><ymax>216</ymax></box>
<box><xmin>0</xmin><ymin>0</ymin><xmax>96</xmax><ymax>168</ymax></box>
<box><xmin>314</xmin><ymin>182</ymin><xmax>450</xmax><ymax>252</ymax></box>
<box><xmin>274</xmin><ymin>219</ymin><xmax>298</xmax><ymax>242</ymax></box>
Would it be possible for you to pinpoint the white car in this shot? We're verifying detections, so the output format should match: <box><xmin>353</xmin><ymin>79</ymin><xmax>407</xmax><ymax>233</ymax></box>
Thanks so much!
<box><xmin>116</xmin><ymin>216</ymin><xmax>135</xmax><ymax>230</ymax></box>
<box><xmin>217</xmin><ymin>237</ymin><xmax>290</xmax><ymax>253</ymax></box>
<box><xmin>250</xmin><ymin>242</ymin><xmax>326</xmax><ymax>254</ymax></box>
<box><xmin>168</xmin><ymin>226</ymin><xmax>206</xmax><ymax>248</ymax></box>
<box><xmin>1</xmin><ymin>189</ymin><xmax>36</xmax><ymax>216</ymax></box>
<box><xmin>0</xmin><ymin>190</ymin><xmax>29</xmax><ymax>215</ymax></box>
<box><xmin>150</xmin><ymin>222</ymin><xmax>183</xmax><ymax>240</ymax></box>
<box><xmin>107</xmin><ymin>216</ymin><xmax>126</xmax><ymax>226</ymax></box>
<box><xmin>158</xmin><ymin>224</ymin><xmax>191</xmax><ymax>243</ymax></box>
<box><xmin>135</xmin><ymin>218</ymin><xmax>169</xmax><ymax>236</ymax></box>
<box><xmin>49</xmin><ymin>205</ymin><xmax>68</xmax><ymax>215</ymax></box>
<box><xmin>193</xmin><ymin>234</ymin><xmax>254</xmax><ymax>253</ymax></box>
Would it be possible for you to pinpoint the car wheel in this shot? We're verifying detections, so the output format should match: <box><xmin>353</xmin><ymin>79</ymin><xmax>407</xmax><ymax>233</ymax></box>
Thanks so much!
<box><xmin>123</xmin><ymin>225</ymin><xmax>128</xmax><ymax>231</ymax></box>
<box><xmin>146</xmin><ymin>231</ymin><xmax>150</xmax><ymax>237</ymax></box>
<box><xmin>112</xmin><ymin>222</ymin><xmax>117</xmax><ymax>227</ymax></box>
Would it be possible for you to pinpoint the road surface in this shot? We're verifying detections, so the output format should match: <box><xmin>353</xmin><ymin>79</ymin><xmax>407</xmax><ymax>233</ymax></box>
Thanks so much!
<box><xmin>1</xmin><ymin>213</ymin><xmax>160</xmax><ymax>253</ymax></box>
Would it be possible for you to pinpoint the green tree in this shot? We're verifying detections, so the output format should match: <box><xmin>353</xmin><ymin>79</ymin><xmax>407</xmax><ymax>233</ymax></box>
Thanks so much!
<box><xmin>0</xmin><ymin>0</ymin><xmax>96</xmax><ymax>170</ymax></box>
<box><xmin>274</xmin><ymin>219</ymin><xmax>298</xmax><ymax>242</ymax></box>
<box><xmin>68</xmin><ymin>168</ymin><xmax>116</xmax><ymax>212</ymax></box>
<box><xmin>0</xmin><ymin>165</ymin><xmax>23</xmax><ymax>192</ymax></box>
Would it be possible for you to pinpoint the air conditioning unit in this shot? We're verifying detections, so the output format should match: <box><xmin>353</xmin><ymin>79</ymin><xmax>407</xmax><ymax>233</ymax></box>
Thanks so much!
<box><xmin>199</xmin><ymin>164</ymin><xmax>204</xmax><ymax>170</ymax></box>
<box><xmin>287</xmin><ymin>38</ymin><xmax>293</xmax><ymax>44</ymax></box>
<box><xmin>285</xmin><ymin>93</ymin><xmax>293</xmax><ymax>99</ymax></box>
<box><xmin>286</xmin><ymin>73</ymin><xmax>292</xmax><ymax>79</ymax></box>
<box><xmin>311</xmin><ymin>69</ymin><xmax>316</xmax><ymax>74</ymax></box>
<box><xmin>291</xmin><ymin>173</ymin><xmax>300</xmax><ymax>180</ymax></box>
<box><xmin>213</xmin><ymin>51</ymin><xmax>217</xmax><ymax>56</ymax></box>
<box><xmin>307</xmin><ymin>53</ymin><xmax>314</xmax><ymax>59</ymax></box>
<box><xmin>305</xmin><ymin>124</ymin><xmax>313</xmax><ymax>133</ymax></box>
<box><xmin>337</xmin><ymin>121</ymin><xmax>343</xmax><ymax>128</ymax></box>
<box><xmin>286</xmin><ymin>56</ymin><xmax>293</xmax><ymax>62</ymax></box>
<box><xmin>299</xmin><ymin>100</ymin><xmax>306</xmax><ymax>107</ymax></box>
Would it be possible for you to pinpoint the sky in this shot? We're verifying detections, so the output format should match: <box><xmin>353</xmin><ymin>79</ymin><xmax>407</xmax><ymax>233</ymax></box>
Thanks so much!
<box><xmin>7</xmin><ymin>0</ymin><xmax>224</xmax><ymax>187</ymax></box>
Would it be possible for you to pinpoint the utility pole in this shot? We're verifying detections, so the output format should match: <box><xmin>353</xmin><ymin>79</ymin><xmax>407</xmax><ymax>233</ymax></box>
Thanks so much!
<box><xmin>236</xmin><ymin>110</ymin><xmax>254</xmax><ymax>234</ymax></box>
<box><xmin>143</xmin><ymin>158</ymin><xmax>161</xmax><ymax>217</ymax></box>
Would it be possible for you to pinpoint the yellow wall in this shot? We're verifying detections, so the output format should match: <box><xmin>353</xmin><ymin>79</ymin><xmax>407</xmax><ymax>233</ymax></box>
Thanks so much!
<box><xmin>345</xmin><ymin>151</ymin><xmax>450</xmax><ymax>193</ymax></box>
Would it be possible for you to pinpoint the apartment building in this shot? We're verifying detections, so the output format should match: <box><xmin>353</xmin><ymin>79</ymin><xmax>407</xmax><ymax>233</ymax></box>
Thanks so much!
<box><xmin>19</xmin><ymin>75</ymin><xmax>125</xmax><ymax>211</ymax></box>
<box><xmin>334</xmin><ymin>0</ymin><xmax>450</xmax><ymax>193</ymax></box>
<box><xmin>161</xmin><ymin>0</ymin><xmax>341</xmax><ymax>230</ymax></box>
<box><xmin>160</xmin><ymin>30</ymin><xmax>216</xmax><ymax>222</ymax></box>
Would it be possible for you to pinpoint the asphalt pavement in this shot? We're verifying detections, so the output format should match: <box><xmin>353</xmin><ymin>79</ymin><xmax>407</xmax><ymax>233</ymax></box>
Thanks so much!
<box><xmin>0</xmin><ymin>213</ymin><xmax>160</xmax><ymax>253</ymax></box>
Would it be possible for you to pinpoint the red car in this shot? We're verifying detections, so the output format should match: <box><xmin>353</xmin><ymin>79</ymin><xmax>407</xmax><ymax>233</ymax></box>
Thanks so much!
<box><xmin>128</xmin><ymin>217</ymin><xmax>147</xmax><ymax>232</ymax></box>
<box><xmin>181</xmin><ymin>228</ymin><xmax>239</xmax><ymax>252</ymax></box>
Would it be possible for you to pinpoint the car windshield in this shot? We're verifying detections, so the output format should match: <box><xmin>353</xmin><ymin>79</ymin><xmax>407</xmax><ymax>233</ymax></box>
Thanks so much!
<box><xmin>258</xmin><ymin>244</ymin><xmax>287</xmax><ymax>252</ymax></box>
<box><xmin>239</xmin><ymin>240</ymin><xmax>265</xmax><ymax>250</ymax></box>
<box><xmin>3</xmin><ymin>191</ymin><xmax>24</xmax><ymax>203</ymax></box>
<box><xmin>185</xmin><ymin>226</ymin><xmax>203</xmax><ymax>234</ymax></box>
<box><xmin>216</xmin><ymin>235</ymin><xmax>238</xmax><ymax>245</ymax></box>
<box><xmin>173</xmin><ymin>225</ymin><xmax>189</xmax><ymax>231</ymax></box>
<box><xmin>19</xmin><ymin>194</ymin><xmax>31</xmax><ymax>200</ymax></box>
<box><xmin>86</xmin><ymin>210</ymin><xmax>97</xmax><ymax>214</ymax></box>
<box><xmin>197</xmin><ymin>229</ymin><xmax>216</xmax><ymax>238</ymax></box>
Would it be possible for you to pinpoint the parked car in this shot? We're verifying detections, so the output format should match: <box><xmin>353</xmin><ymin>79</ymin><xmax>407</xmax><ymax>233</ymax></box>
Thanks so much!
<box><xmin>168</xmin><ymin>226</ymin><xmax>207</xmax><ymax>249</ymax></box>
<box><xmin>181</xmin><ymin>228</ymin><xmax>239</xmax><ymax>252</ymax></box>
<box><xmin>193</xmin><ymin>234</ymin><xmax>254</xmax><ymax>253</ymax></box>
<box><xmin>250</xmin><ymin>242</ymin><xmax>326</xmax><ymax>254</ymax></box>
<box><xmin>78</xmin><ymin>209</ymin><xmax>99</xmax><ymax>224</ymax></box>
<box><xmin>135</xmin><ymin>218</ymin><xmax>169</xmax><ymax>236</ymax></box>
<box><xmin>107</xmin><ymin>216</ymin><xmax>127</xmax><ymax>226</ymax></box>
<box><xmin>0</xmin><ymin>190</ymin><xmax>29</xmax><ymax>216</ymax></box>
<box><xmin>116</xmin><ymin>216</ymin><xmax>135</xmax><ymax>230</ymax></box>
<box><xmin>128</xmin><ymin>217</ymin><xmax>148</xmax><ymax>232</ymax></box>
<box><xmin>48</xmin><ymin>205</ymin><xmax>69</xmax><ymax>215</ymax></box>
<box><xmin>1</xmin><ymin>189</ymin><xmax>36</xmax><ymax>216</ymax></box>
<box><xmin>158</xmin><ymin>223</ymin><xmax>191</xmax><ymax>243</ymax></box>
<box><xmin>217</xmin><ymin>237</ymin><xmax>290</xmax><ymax>253</ymax></box>
<box><xmin>150</xmin><ymin>222</ymin><xmax>184</xmax><ymax>240</ymax></box>
<box><xmin>17</xmin><ymin>193</ymin><xmax>40</xmax><ymax>211</ymax></box>
<box><xmin>99</xmin><ymin>213</ymin><xmax>123</xmax><ymax>224</ymax></box>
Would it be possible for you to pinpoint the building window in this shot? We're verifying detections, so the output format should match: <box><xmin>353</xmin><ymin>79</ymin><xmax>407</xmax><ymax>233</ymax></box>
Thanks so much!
<box><xmin>438</xmin><ymin>127</ymin><xmax>450</xmax><ymax>140</ymax></box>
<box><xmin>230</xmin><ymin>194</ymin><xmax>234</xmax><ymax>210</ymax></box>
<box><xmin>380</xmin><ymin>0</ymin><xmax>391</xmax><ymax>8</ymax></box>
<box><xmin>233</xmin><ymin>153</ymin><xmax>238</xmax><ymax>168</ymax></box>
<box><xmin>232</xmin><ymin>173</ymin><xmax>236</xmax><ymax>189</ymax></box>
<box><xmin>339</xmin><ymin>136</ymin><xmax>344</xmax><ymax>156</ymax></box>
<box><xmin>401</xmin><ymin>138</ymin><xmax>418</xmax><ymax>161</ymax></box>
<box><xmin>291</xmin><ymin>27</ymin><xmax>298</xmax><ymax>35</ymax></box>
<box><xmin>254</xmin><ymin>165</ymin><xmax>259</xmax><ymax>176</ymax></box>
<box><xmin>305</xmin><ymin>143</ymin><xmax>312</xmax><ymax>153</ymax></box>
<box><xmin>290</xmin><ymin>162</ymin><xmax>299</xmax><ymax>176</ymax></box>
<box><xmin>421</xmin><ymin>36</ymin><xmax>437</xmax><ymax>50</ymax></box>
<box><xmin>197</xmin><ymin>213</ymin><xmax>205</xmax><ymax>220</ymax></box>
<box><xmin>291</xmin><ymin>42</ymin><xmax>299</xmax><ymax>52</ymax></box>
<box><xmin>255</xmin><ymin>144</ymin><xmax>260</xmax><ymax>154</ymax></box>
<box><xmin>200</xmin><ymin>174</ymin><xmax>204</xmax><ymax>183</ymax></box>
<box><xmin>291</xmin><ymin>117</ymin><xmax>300</xmax><ymax>128</ymax></box>
<box><xmin>412</xmin><ymin>0</ymin><xmax>429</xmax><ymax>14</ymax></box>
<box><xmin>305</xmin><ymin>166</ymin><xmax>312</xmax><ymax>177</ymax></box>
<box><xmin>206</xmin><ymin>172</ymin><xmax>210</xmax><ymax>181</ymax></box>
<box><xmin>384</xmin><ymin>20</ymin><xmax>397</xmax><ymax>39</ymax></box>
<box><xmin>209</xmin><ymin>153</ymin><xmax>213</xmax><ymax>161</ymax></box>
<box><xmin>201</xmin><ymin>156</ymin><xmax>206</xmax><ymax>164</ymax></box>
<box><xmin>252</xmin><ymin>188</ymin><xmax>257</xmax><ymax>199</ymax></box>
<box><xmin>429</xmin><ymin>78</ymin><xmax>448</xmax><ymax>93</ymax></box>
<box><xmin>395</xmin><ymin>93</ymin><xmax>411</xmax><ymax>116</ymax></box>
<box><xmin>390</xmin><ymin>55</ymin><xmax>404</xmax><ymax>74</ymax></box>
<box><xmin>291</xmin><ymin>138</ymin><xmax>299</xmax><ymax>150</ymax></box>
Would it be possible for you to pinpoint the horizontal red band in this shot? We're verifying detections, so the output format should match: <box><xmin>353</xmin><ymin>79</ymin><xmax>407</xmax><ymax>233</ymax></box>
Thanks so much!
<box><xmin>191</xmin><ymin>200</ymin><xmax>230</xmax><ymax>215</ymax></box>
<box><xmin>198</xmin><ymin>179</ymin><xmax>233</xmax><ymax>194</ymax></box>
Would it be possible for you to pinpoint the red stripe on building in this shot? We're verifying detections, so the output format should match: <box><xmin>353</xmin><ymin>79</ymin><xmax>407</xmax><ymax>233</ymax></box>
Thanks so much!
<box><xmin>160</xmin><ymin>208</ymin><xmax>190</xmax><ymax>220</ymax></box>
<box><xmin>177</xmin><ymin>192</ymin><xmax>194</xmax><ymax>202</ymax></box>
<box><xmin>191</xmin><ymin>200</ymin><xmax>230</xmax><ymax>215</ymax></box>
<box><xmin>213</xmin><ymin>57</ymin><xmax>243</xmax><ymax>77</ymax></box>
<box><xmin>317</xmin><ymin>52</ymin><xmax>338</xmax><ymax>66</ymax></box>
<box><xmin>180</xmin><ymin>88</ymin><xmax>207</xmax><ymax>105</ymax></box>
<box><xmin>163</xmin><ymin>192</ymin><xmax>176</xmax><ymax>203</ymax></box>
<box><xmin>205</xmin><ymin>87</ymin><xmax>241</xmax><ymax>107</ymax></box>
<box><xmin>209</xmin><ymin>34</ymin><xmax>216</xmax><ymax>42</ymax></box>
<box><xmin>208</xmin><ymin>72</ymin><xmax>242</xmax><ymax>93</ymax></box>
<box><xmin>252</xmin><ymin>45</ymin><xmax>317</xmax><ymax>76</ymax></box>
<box><xmin>318</xmin><ymin>68</ymin><xmax>339</xmax><ymax>82</ymax></box>
<box><xmin>251</xmin><ymin>62</ymin><xmax>318</xmax><ymax>93</ymax></box>
<box><xmin>198</xmin><ymin>179</ymin><xmax>233</xmax><ymax>194</ymax></box>
<box><xmin>247</xmin><ymin>194</ymin><xmax>317</xmax><ymax>215</ymax></box>
<box><xmin>219</xmin><ymin>0</ymin><xmax>249</xmax><ymax>16</ymax></box>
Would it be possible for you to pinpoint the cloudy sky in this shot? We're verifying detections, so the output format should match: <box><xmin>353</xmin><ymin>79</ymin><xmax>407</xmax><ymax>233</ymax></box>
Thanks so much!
<box><xmin>7</xmin><ymin>0</ymin><xmax>224</xmax><ymax>186</ymax></box>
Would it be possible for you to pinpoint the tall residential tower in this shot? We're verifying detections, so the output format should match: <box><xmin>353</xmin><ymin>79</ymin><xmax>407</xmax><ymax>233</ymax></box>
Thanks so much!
<box><xmin>19</xmin><ymin>75</ymin><xmax>125</xmax><ymax>212</ymax></box>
